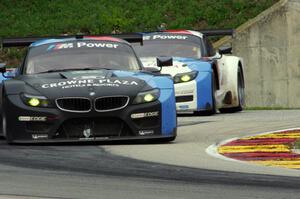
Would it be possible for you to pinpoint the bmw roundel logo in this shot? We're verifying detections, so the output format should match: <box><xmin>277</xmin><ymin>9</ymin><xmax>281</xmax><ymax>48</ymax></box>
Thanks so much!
<box><xmin>89</xmin><ymin>92</ymin><xmax>96</xmax><ymax>96</ymax></box>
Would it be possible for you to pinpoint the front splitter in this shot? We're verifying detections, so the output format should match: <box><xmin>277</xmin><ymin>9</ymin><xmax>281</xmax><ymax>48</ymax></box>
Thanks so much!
<box><xmin>8</xmin><ymin>134</ymin><xmax>176</xmax><ymax>144</ymax></box>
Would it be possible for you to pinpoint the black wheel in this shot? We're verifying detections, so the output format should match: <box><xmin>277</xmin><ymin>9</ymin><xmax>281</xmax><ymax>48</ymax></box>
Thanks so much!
<box><xmin>2</xmin><ymin>111</ymin><xmax>13</xmax><ymax>144</ymax></box>
<box><xmin>2</xmin><ymin>95</ymin><xmax>13</xmax><ymax>144</ymax></box>
<box><xmin>2</xmin><ymin>111</ymin><xmax>12</xmax><ymax>144</ymax></box>
<box><xmin>219</xmin><ymin>67</ymin><xmax>244</xmax><ymax>113</ymax></box>
<box><xmin>0</xmin><ymin>112</ymin><xmax>2</xmax><ymax>138</ymax></box>
<box><xmin>194</xmin><ymin>73</ymin><xmax>217</xmax><ymax>116</ymax></box>
<box><xmin>2</xmin><ymin>112</ymin><xmax>5</xmax><ymax>138</ymax></box>
<box><xmin>0</xmin><ymin>87</ymin><xmax>3</xmax><ymax>138</ymax></box>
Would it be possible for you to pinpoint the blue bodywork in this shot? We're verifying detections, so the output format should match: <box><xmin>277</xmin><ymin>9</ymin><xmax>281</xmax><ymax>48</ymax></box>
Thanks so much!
<box><xmin>0</xmin><ymin>69</ymin><xmax>17</xmax><ymax>82</ymax></box>
<box><xmin>113</xmin><ymin>70</ymin><xmax>177</xmax><ymax>135</ymax></box>
<box><xmin>2</xmin><ymin>38</ymin><xmax>177</xmax><ymax>136</ymax></box>
<box><xmin>136</xmin><ymin>31</ymin><xmax>216</xmax><ymax>112</ymax></box>
<box><xmin>0</xmin><ymin>74</ymin><xmax>7</xmax><ymax>82</ymax></box>
<box><xmin>174</xmin><ymin>57</ymin><xmax>214</xmax><ymax>111</ymax></box>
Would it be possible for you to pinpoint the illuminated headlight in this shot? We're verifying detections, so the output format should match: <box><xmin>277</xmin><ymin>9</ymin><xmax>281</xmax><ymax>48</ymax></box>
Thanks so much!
<box><xmin>173</xmin><ymin>71</ymin><xmax>198</xmax><ymax>84</ymax></box>
<box><xmin>133</xmin><ymin>89</ymin><xmax>160</xmax><ymax>104</ymax></box>
<box><xmin>21</xmin><ymin>93</ymin><xmax>51</xmax><ymax>107</ymax></box>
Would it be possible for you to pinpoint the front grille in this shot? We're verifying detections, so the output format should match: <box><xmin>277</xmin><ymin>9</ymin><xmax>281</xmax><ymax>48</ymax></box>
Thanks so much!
<box><xmin>95</xmin><ymin>96</ymin><xmax>129</xmax><ymax>112</ymax></box>
<box><xmin>176</xmin><ymin>95</ymin><xmax>194</xmax><ymax>103</ymax></box>
<box><xmin>56</xmin><ymin>98</ymin><xmax>91</xmax><ymax>112</ymax></box>
<box><xmin>54</xmin><ymin>117</ymin><xmax>132</xmax><ymax>139</ymax></box>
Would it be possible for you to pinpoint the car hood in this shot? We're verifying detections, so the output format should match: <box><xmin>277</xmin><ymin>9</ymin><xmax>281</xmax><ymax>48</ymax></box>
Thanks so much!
<box><xmin>11</xmin><ymin>70</ymin><xmax>152</xmax><ymax>99</ymax></box>
<box><xmin>141</xmin><ymin>57</ymin><xmax>212</xmax><ymax>76</ymax></box>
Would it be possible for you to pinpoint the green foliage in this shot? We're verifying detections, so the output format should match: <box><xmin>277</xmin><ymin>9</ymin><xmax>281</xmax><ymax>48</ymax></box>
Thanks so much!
<box><xmin>0</xmin><ymin>0</ymin><xmax>278</xmax><ymax>36</ymax></box>
<box><xmin>0</xmin><ymin>0</ymin><xmax>278</xmax><ymax>65</ymax></box>
<box><xmin>294</xmin><ymin>141</ymin><xmax>300</xmax><ymax>150</ymax></box>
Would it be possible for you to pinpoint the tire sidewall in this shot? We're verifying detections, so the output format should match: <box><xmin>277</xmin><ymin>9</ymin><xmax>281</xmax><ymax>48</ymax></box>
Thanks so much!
<box><xmin>237</xmin><ymin>67</ymin><xmax>245</xmax><ymax>109</ymax></box>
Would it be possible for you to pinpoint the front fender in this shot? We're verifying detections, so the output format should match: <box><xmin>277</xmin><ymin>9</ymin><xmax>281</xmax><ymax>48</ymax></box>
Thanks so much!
<box><xmin>217</xmin><ymin>55</ymin><xmax>244</xmax><ymax>107</ymax></box>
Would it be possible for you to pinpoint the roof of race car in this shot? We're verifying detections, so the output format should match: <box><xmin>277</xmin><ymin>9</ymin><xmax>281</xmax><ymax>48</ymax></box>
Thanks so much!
<box><xmin>144</xmin><ymin>30</ymin><xmax>203</xmax><ymax>38</ymax></box>
<box><xmin>30</xmin><ymin>36</ymin><xmax>129</xmax><ymax>47</ymax></box>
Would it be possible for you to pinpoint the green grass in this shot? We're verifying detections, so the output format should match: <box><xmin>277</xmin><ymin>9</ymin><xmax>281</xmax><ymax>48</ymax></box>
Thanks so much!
<box><xmin>293</xmin><ymin>141</ymin><xmax>300</xmax><ymax>150</ymax></box>
<box><xmin>0</xmin><ymin>0</ymin><xmax>279</xmax><ymax>65</ymax></box>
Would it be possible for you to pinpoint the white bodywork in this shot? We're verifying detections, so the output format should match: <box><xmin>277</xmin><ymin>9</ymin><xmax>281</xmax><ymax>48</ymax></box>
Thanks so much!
<box><xmin>141</xmin><ymin>57</ymin><xmax>198</xmax><ymax>112</ymax></box>
<box><xmin>215</xmin><ymin>54</ymin><xmax>244</xmax><ymax>109</ymax></box>
<box><xmin>141</xmin><ymin>54</ymin><xmax>244</xmax><ymax>112</ymax></box>
<box><xmin>137</xmin><ymin>30</ymin><xmax>244</xmax><ymax>113</ymax></box>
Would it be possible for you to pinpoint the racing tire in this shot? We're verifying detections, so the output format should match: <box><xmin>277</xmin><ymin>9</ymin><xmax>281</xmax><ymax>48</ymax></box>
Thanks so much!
<box><xmin>0</xmin><ymin>89</ymin><xmax>3</xmax><ymax>138</ymax></box>
<box><xmin>0</xmin><ymin>112</ymin><xmax>2</xmax><ymax>138</ymax></box>
<box><xmin>2</xmin><ymin>95</ymin><xmax>13</xmax><ymax>144</ymax></box>
<box><xmin>2</xmin><ymin>111</ymin><xmax>12</xmax><ymax>144</ymax></box>
<box><xmin>219</xmin><ymin>67</ymin><xmax>244</xmax><ymax>113</ymax></box>
<box><xmin>194</xmin><ymin>73</ymin><xmax>217</xmax><ymax>116</ymax></box>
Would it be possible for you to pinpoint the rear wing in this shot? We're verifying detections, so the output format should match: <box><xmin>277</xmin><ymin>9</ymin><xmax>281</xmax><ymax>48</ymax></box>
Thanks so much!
<box><xmin>1</xmin><ymin>29</ymin><xmax>233</xmax><ymax>48</ymax></box>
<box><xmin>143</xmin><ymin>29</ymin><xmax>234</xmax><ymax>37</ymax></box>
<box><xmin>198</xmin><ymin>29</ymin><xmax>234</xmax><ymax>37</ymax></box>
<box><xmin>1</xmin><ymin>33</ymin><xmax>143</xmax><ymax>48</ymax></box>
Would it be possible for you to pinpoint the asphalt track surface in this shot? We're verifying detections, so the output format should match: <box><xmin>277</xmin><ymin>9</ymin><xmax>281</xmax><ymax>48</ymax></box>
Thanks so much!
<box><xmin>1</xmin><ymin>110</ymin><xmax>300</xmax><ymax>198</ymax></box>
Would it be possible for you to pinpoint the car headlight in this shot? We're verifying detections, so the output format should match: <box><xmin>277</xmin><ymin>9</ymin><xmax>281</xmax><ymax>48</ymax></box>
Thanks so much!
<box><xmin>173</xmin><ymin>71</ymin><xmax>198</xmax><ymax>84</ymax></box>
<box><xmin>133</xmin><ymin>89</ymin><xmax>160</xmax><ymax>104</ymax></box>
<box><xmin>21</xmin><ymin>93</ymin><xmax>51</xmax><ymax>107</ymax></box>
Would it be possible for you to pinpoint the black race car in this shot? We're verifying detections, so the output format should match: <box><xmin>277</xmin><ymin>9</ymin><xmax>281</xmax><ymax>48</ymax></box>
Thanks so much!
<box><xmin>0</xmin><ymin>35</ymin><xmax>177</xmax><ymax>144</ymax></box>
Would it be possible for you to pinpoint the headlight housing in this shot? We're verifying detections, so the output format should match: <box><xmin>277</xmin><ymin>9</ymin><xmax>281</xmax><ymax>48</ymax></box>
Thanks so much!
<box><xmin>21</xmin><ymin>93</ymin><xmax>51</xmax><ymax>107</ymax></box>
<box><xmin>133</xmin><ymin>89</ymin><xmax>160</xmax><ymax>104</ymax></box>
<box><xmin>173</xmin><ymin>71</ymin><xmax>198</xmax><ymax>84</ymax></box>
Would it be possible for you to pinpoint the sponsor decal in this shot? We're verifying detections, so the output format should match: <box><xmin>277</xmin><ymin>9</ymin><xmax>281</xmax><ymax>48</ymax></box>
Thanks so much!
<box><xmin>47</xmin><ymin>42</ymin><xmax>119</xmax><ymax>51</ymax></box>
<box><xmin>41</xmin><ymin>79</ymin><xmax>139</xmax><ymax>89</ymax></box>
<box><xmin>144</xmin><ymin>35</ymin><xmax>188</xmax><ymax>40</ymax></box>
<box><xmin>18</xmin><ymin>116</ymin><xmax>47</xmax><ymax>122</ymax></box>
<box><xmin>95</xmin><ymin>137</ymin><xmax>110</xmax><ymax>140</ymax></box>
<box><xmin>77</xmin><ymin>42</ymin><xmax>119</xmax><ymax>49</ymax></box>
<box><xmin>79</xmin><ymin>137</ymin><xmax>110</xmax><ymax>141</ymax></box>
<box><xmin>72</xmin><ymin>76</ymin><xmax>106</xmax><ymax>80</ymax></box>
<box><xmin>83</xmin><ymin>128</ymin><xmax>91</xmax><ymax>138</ymax></box>
<box><xmin>32</xmin><ymin>134</ymin><xmax>48</xmax><ymax>140</ymax></box>
<box><xmin>176</xmin><ymin>90</ymin><xmax>194</xmax><ymax>95</ymax></box>
<box><xmin>47</xmin><ymin>43</ymin><xmax>74</xmax><ymax>51</ymax></box>
<box><xmin>71</xmin><ymin>71</ymin><xmax>105</xmax><ymax>74</ymax></box>
<box><xmin>79</xmin><ymin>137</ymin><xmax>94</xmax><ymax>141</ymax></box>
<box><xmin>178</xmin><ymin>105</ymin><xmax>189</xmax><ymax>109</ymax></box>
<box><xmin>139</xmin><ymin>130</ymin><xmax>154</xmax><ymax>136</ymax></box>
<box><xmin>131</xmin><ymin>111</ymin><xmax>159</xmax><ymax>119</ymax></box>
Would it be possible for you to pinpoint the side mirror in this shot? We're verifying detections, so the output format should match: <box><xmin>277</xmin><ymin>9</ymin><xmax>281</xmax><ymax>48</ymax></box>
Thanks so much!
<box><xmin>157</xmin><ymin>57</ymin><xmax>173</xmax><ymax>67</ymax></box>
<box><xmin>218</xmin><ymin>46</ymin><xmax>232</xmax><ymax>55</ymax></box>
<box><xmin>0</xmin><ymin>64</ymin><xmax>16</xmax><ymax>78</ymax></box>
<box><xmin>0</xmin><ymin>63</ymin><xmax>6</xmax><ymax>73</ymax></box>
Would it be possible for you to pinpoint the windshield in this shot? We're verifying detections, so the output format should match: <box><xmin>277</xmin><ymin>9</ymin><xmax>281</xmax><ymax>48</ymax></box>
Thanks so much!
<box><xmin>25</xmin><ymin>40</ymin><xmax>141</xmax><ymax>74</ymax></box>
<box><xmin>133</xmin><ymin>34</ymin><xmax>202</xmax><ymax>59</ymax></box>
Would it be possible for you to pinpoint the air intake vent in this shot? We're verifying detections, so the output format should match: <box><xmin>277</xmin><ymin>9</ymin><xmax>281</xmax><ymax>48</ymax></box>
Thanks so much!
<box><xmin>176</xmin><ymin>95</ymin><xmax>193</xmax><ymax>103</ymax></box>
<box><xmin>95</xmin><ymin>96</ymin><xmax>129</xmax><ymax>112</ymax></box>
<box><xmin>56</xmin><ymin>98</ymin><xmax>91</xmax><ymax>112</ymax></box>
<box><xmin>55</xmin><ymin>117</ymin><xmax>133</xmax><ymax>139</ymax></box>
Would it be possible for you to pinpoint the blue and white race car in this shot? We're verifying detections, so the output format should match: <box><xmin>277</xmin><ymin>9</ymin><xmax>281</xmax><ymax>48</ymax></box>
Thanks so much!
<box><xmin>133</xmin><ymin>30</ymin><xmax>245</xmax><ymax>115</ymax></box>
<box><xmin>0</xmin><ymin>35</ymin><xmax>177</xmax><ymax>143</ymax></box>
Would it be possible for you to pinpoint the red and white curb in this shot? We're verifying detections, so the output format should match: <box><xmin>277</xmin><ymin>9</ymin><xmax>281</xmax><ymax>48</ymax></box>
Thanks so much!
<box><xmin>206</xmin><ymin>128</ymin><xmax>300</xmax><ymax>169</ymax></box>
